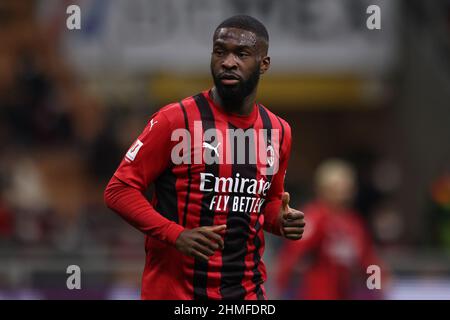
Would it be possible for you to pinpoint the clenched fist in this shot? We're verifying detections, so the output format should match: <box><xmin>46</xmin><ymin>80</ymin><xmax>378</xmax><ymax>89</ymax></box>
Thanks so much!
<box><xmin>175</xmin><ymin>225</ymin><xmax>226</xmax><ymax>261</ymax></box>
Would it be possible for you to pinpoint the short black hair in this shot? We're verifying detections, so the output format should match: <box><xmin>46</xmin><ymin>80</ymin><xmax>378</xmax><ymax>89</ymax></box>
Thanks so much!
<box><xmin>214</xmin><ymin>15</ymin><xmax>269</xmax><ymax>43</ymax></box>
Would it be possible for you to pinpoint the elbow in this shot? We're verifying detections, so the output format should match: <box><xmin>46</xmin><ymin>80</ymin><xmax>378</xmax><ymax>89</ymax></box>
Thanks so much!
<box><xmin>104</xmin><ymin>183</ymin><xmax>112</xmax><ymax>210</ymax></box>
<box><xmin>104</xmin><ymin>177</ymin><xmax>117</xmax><ymax>210</ymax></box>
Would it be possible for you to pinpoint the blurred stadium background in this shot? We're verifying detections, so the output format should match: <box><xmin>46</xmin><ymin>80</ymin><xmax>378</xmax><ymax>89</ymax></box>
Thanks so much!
<box><xmin>0</xmin><ymin>0</ymin><xmax>449</xmax><ymax>299</ymax></box>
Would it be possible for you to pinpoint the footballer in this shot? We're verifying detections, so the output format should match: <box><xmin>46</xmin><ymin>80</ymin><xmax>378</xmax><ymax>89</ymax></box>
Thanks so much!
<box><xmin>104</xmin><ymin>15</ymin><xmax>305</xmax><ymax>300</ymax></box>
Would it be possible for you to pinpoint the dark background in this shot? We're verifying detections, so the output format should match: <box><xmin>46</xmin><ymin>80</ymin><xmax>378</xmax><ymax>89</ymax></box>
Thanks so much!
<box><xmin>0</xmin><ymin>0</ymin><xmax>449</xmax><ymax>299</ymax></box>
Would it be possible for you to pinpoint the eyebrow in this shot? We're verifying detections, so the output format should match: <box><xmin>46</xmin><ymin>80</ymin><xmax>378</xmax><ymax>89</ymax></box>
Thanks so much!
<box><xmin>213</xmin><ymin>40</ymin><xmax>255</xmax><ymax>50</ymax></box>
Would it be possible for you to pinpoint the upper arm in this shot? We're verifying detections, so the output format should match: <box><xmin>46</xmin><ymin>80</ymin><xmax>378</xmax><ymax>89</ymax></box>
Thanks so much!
<box><xmin>113</xmin><ymin>109</ymin><xmax>176</xmax><ymax>192</ymax></box>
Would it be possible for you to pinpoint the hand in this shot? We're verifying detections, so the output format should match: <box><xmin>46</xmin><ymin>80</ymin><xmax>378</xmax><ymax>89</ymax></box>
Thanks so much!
<box><xmin>279</xmin><ymin>192</ymin><xmax>305</xmax><ymax>240</ymax></box>
<box><xmin>175</xmin><ymin>225</ymin><xmax>226</xmax><ymax>261</ymax></box>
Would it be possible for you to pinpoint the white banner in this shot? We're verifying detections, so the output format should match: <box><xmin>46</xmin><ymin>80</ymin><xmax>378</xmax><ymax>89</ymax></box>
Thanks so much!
<box><xmin>39</xmin><ymin>0</ymin><xmax>399</xmax><ymax>75</ymax></box>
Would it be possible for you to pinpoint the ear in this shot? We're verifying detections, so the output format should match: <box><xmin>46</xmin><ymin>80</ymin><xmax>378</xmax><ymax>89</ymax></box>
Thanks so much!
<box><xmin>260</xmin><ymin>56</ymin><xmax>271</xmax><ymax>75</ymax></box>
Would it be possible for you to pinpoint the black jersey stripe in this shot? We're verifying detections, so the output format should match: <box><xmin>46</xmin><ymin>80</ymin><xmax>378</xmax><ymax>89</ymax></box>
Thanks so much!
<box><xmin>154</xmin><ymin>167</ymin><xmax>179</xmax><ymax>223</ymax></box>
<box><xmin>192</xmin><ymin>93</ymin><xmax>218</xmax><ymax>300</ymax></box>
<box><xmin>253</xmin><ymin>218</ymin><xmax>265</xmax><ymax>300</ymax></box>
<box><xmin>220</xmin><ymin>123</ymin><xmax>257</xmax><ymax>300</ymax></box>
<box><xmin>257</xmin><ymin>105</ymin><xmax>276</xmax><ymax>208</ymax></box>
<box><xmin>251</xmin><ymin>104</ymin><xmax>276</xmax><ymax>299</ymax></box>
<box><xmin>275</xmin><ymin>115</ymin><xmax>285</xmax><ymax>149</ymax></box>
<box><xmin>258</xmin><ymin>105</ymin><xmax>272</xmax><ymax>154</ymax></box>
<box><xmin>179</xmin><ymin>102</ymin><xmax>192</xmax><ymax>228</ymax></box>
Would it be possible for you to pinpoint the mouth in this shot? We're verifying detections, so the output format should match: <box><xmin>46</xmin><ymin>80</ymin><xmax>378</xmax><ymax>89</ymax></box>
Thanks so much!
<box><xmin>219</xmin><ymin>73</ymin><xmax>241</xmax><ymax>85</ymax></box>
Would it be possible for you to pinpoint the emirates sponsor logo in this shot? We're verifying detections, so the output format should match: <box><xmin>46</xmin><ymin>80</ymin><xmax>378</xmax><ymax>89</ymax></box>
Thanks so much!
<box><xmin>199</xmin><ymin>173</ymin><xmax>270</xmax><ymax>214</ymax></box>
<box><xmin>199</xmin><ymin>173</ymin><xmax>271</xmax><ymax>196</ymax></box>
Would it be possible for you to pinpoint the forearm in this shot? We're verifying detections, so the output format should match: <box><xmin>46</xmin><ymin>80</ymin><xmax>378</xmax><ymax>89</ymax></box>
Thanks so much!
<box><xmin>263</xmin><ymin>199</ymin><xmax>282</xmax><ymax>236</ymax></box>
<box><xmin>104</xmin><ymin>176</ymin><xmax>184</xmax><ymax>245</ymax></box>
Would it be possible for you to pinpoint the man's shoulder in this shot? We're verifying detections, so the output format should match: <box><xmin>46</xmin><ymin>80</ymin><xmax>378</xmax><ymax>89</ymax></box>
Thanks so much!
<box><xmin>154</xmin><ymin>94</ymin><xmax>200</xmax><ymax>128</ymax></box>
<box><xmin>258</xmin><ymin>103</ymin><xmax>291</xmax><ymax>135</ymax></box>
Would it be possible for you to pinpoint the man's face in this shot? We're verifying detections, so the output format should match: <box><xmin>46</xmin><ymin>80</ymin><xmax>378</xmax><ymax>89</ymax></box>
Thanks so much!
<box><xmin>210</xmin><ymin>27</ymin><xmax>270</xmax><ymax>104</ymax></box>
<box><xmin>318</xmin><ymin>169</ymin><xmax>356</xmax><ymax>209</ymax></box>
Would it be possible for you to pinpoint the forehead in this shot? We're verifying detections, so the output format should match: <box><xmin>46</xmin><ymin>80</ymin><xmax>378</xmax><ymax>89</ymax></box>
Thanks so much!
<box><xmin>214</xmin><ymin>27</ymin><xmax>257</xmax><ymax>48</ymax></box>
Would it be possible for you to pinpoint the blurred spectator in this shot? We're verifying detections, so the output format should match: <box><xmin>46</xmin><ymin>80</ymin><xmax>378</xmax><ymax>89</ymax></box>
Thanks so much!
<box><xmin>0</xmin><ymin>160</ymin><xmax>13</xmax><ymax>243</ymax></box>
<box><xmin>0</xmin><ymin>200</ymin><xmax>13</xmax><ymax>242</ymax></box>
<box><xmin>370</xmin><ymin>199</ymin><xmax>404</xmax><ymax>249</ymax></box>
<box><xmin>429</xmin><ymin>167</ymin><xmax>450</xmax><ymax>250</ymax></box>
<box><xmin>275</xmin><ymin>159</ymin><xmax>387</xmax><ymax>299</ymax></box>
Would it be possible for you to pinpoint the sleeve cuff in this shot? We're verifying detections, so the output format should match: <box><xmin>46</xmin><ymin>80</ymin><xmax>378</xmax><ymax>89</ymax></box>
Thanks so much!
<box><xmin>164</xmin><ymin>222</ymin><xmax>185</xmax><ymax>246</ymax></box>
<box><xmin>263</xmin><ymin>200</ymin><xmax>283</xmax><ymax>236</ymax></box>
<box><xmin>266</xmin><ymin>218</ymin><xmax>282</xmax><ymax>236</ymax></box>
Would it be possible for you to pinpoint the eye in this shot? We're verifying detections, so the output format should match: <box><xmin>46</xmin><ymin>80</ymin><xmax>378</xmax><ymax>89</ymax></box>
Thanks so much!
<box><xmin>238</xmin><ymin>51</ymin><xmax>249</xmax><ymax>58</ymax></box>
<box><xmin>213</xmin><ymin>48</ymin><xmax>224</xmax><ymax>56</ymax></box>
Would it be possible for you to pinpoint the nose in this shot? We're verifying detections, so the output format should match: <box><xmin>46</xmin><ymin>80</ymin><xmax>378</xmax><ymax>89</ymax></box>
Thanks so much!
<box><xmin>221</xmin><ymin>53</ymin><xmax>238</xmax><ymax>70</ymax></box>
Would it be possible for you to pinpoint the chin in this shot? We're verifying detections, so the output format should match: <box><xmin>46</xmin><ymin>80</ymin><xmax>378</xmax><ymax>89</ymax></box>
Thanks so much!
<box><xmin>218</xmin><ymin>86</ymin><xmax>244</xmax><ymax>102</ymax></box>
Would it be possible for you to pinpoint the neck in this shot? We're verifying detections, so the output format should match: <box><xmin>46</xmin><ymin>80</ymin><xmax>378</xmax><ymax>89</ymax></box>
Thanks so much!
<box><xmin>210</xmin><ymin>86</ymin><xmax>256</xmax><ymax>116</ymax></box>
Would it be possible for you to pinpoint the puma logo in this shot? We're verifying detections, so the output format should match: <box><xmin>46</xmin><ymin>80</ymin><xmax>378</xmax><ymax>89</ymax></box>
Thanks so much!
<box><xmin>202</xmin><ymin>141</ymin><xmax>221</xmax><ymax>157</ymax></box>
<box><xmin>149</xmin><ymin>119</ymin><xmax>158</xmax><ymax>130</ymax></box>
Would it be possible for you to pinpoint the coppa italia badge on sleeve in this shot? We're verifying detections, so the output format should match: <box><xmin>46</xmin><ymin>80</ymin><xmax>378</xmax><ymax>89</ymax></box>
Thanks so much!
<box><xmin>126</xmin><ymin>139</ymin><xmax>143</xmax><ymax>161</ymax></box>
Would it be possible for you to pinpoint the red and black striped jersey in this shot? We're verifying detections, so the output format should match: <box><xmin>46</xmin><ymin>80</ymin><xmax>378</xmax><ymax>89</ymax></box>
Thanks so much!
<box><xmin>112</xmin><ymin>89</ymin><xmax>292</xmax><ymax>300</ymax></box>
